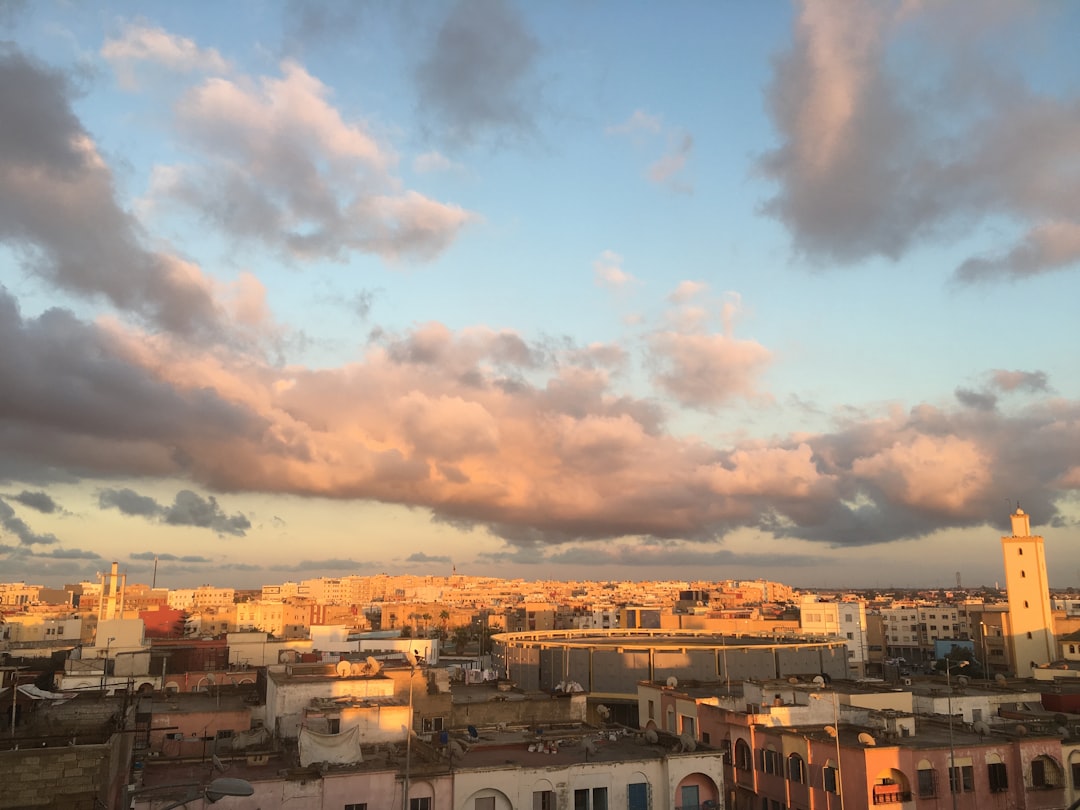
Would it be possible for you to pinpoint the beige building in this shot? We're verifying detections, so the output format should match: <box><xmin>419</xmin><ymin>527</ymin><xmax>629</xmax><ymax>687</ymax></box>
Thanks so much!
<box><xmin>1003</xmin><ymin>507</ymin><xmax>1055</xmax><ymax>676</ymax></box>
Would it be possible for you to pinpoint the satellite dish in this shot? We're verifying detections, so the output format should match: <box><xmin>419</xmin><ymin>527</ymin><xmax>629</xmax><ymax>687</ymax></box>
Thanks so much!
<box><xmin>666</xmin><ymin>676</ymin><xmax>679</xmax><ymax>688</ymax></box>
<box><xmin>405</xmin><ymin>651</ymin><xmax>419</xmax><ymax>668</ymax></box>
<box><xmin>788</xmin><ymin>677</ymin><xmax>799</xmax><ymax>684</ymax></box>
<box><xmin>448</xmin><ymin>740</ymin><xmax>465</xmax><ymax>758</ymax></box>
<box><xmin>858</xmin><ymin>732</ymin><xmax>876</xmax><ymax>746</ymax></box>
<box><xmin>597</xmin><ymin>704</ymin><xmax>611</xmax><ymax>719</ymax></box>
<box><xmin>679</xmin><ymin>732</ymin><xmax>697</xmax><ymax>752</ymax></box>
<box><xmin>205</xmin><ymin>673</ymin><xmax>216</xmax><ymax>684</ymax></box>
<box><xmin>956</xmin><ymin>675</ymin><xmax>969</xmax><ymax>687</ymax></box>
<box><xmin>468</xmin><ymin>725</ymin><xmax>479</xmax><ymax>739</ymax></box>
<box><xmin>644</xmin><ymin>728</ymin><xmax>659</xmax><ymax>744</ymax></box>
<box><xmin>995</xmin><ymin>673</ymin><xmax>1007</xmax><ymax>684</ymax></box>
<box><xmin>1058</xmin><ymin>726</ymin><xmax>1069</xmax><ymax>737</ymax></box>
<box><xmin>350</xmin><ymin>662</ymin><xmax>365</xmax><ymax>676</ymax></box>
<box><xmin>336</xmin><ymin>660</ymin><xmax>351</xmax><ymax>678</ymax></box>
<box><xmin>1014</xmin><ymin>724</ymin><xmax>1028</xmax><ymax>736</ymax></box>
<box><xmin>824</xmin><ymin>725</ymin><xmax>838</xmax><ymax>738</ymax></box>
<box><xmin>212</xmin><ymin>754</ymin><xmax>228</xmax><ymax>772</ymax></box>
<box><xmin>973</xmin><ymin>721</ymin><xmax>991</xmax><ymax>736</ymax></box>
<box><xmin>584</xmin><ymin>739</ymin><xmax>598</xmax><ymax>755</ymax></box>
<box><xmin>812</xmin><ymin>676</ymin><xmax>825</xmax><ymax>688</ymax></box>
<box><xmin>366</xmin><ymin>656</ymin><xmax>382</xmax><ymax>675</ymax></box>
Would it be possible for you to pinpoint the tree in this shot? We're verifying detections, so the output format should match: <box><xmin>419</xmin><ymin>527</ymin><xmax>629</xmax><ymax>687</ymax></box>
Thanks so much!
<box><xmin>452</xmin><ymin>626</ymin><xmax>471</xmax><ymax>656</ymax></box>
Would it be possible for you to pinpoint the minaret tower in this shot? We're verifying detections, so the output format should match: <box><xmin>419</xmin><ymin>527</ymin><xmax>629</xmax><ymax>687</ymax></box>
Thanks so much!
<box><xmin>1001</xmin><ymin>507</ymin><xmax>1055</xmax><ymax>676</ymax></box>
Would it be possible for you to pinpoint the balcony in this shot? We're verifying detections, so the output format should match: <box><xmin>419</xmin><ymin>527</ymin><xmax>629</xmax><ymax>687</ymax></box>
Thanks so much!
<box><xmin>872</xmin><ymin>786</ymin><xmax>912</xmax><ymax>804</ymax></box>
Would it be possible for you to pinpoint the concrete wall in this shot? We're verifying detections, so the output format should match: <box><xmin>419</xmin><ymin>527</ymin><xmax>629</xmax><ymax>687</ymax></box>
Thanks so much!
<box><xmin>451</xmin><ymin>693</ymin><xmax>586</xmax><ymax>729</ymax></box>
<box><xmin>1</xmin><ymin>739</ymin><xmax>127</xmax><ymax>809</ymax></box>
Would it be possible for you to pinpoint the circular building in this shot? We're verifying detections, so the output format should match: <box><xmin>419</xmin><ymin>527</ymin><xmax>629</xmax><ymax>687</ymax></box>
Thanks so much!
<box><xmin>493</xmin><ymin>629</ymin><xmax>848</xmax><ymax>700</ymax></box>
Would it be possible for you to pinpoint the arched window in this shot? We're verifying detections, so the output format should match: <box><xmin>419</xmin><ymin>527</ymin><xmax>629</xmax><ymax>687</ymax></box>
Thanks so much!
<box><xmin>735</xmin><ymin>739</ymin><xmax>752</xmax><ymax>770</ymax></box>
<box><xmin>1021</xmin><ymin>570</ymin><xmax>1026</xmax><ymax>578</ymax></box>
<box><xmin>1070</xmin><ymin>644</ymin><xmax>1076</xmax><ymax>654</ymax></box>
<box><xmin>1024</xmin><ymin>600</ymin><xmax>1029</xmax><ymax>608</ymax></box>
<box><xmin>1019</xmin><ymin>548</ymin><xmax>1023</xmax><ymax>555</ymax></box>
<box><xmin>788</xmin><ymin>753</ymin><xmax>806</xmax><ymax>784</ymax></box>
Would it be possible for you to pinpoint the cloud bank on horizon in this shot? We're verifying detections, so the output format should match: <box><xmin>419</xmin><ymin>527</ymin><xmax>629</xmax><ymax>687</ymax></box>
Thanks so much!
<box><xmin>1</xmin><ymin>0</ymin><xmax>1078</xmax><ymax>586</ymax></box>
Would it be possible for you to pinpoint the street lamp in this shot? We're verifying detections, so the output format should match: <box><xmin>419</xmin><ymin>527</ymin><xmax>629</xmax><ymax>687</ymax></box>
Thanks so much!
<box><xmin>945</xmin><ymin>659</ymin><xmax>970</xmax><ymax>810</ymax></box>
<box><xmin>402</xmin><ymin>650</ymin><xmax>421</xmax><ymax>810</ymax></box>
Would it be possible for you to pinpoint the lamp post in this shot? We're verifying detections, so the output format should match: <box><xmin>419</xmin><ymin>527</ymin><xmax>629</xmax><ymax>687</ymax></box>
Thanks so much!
<box><xmin>946</xmin><ymin>659</ymin><xmax>969</xmax><ymax>810</ymax></box>
<box><xmin>979</xmin><ymin>623</ymin><xmax>990</xmax><ymax>686</ymax></box>
<box><xmin>402</xmin><ymin>650</ymin><xmax>420</xmax><ymax>810</ymax></box>
<box><xmin>811</xmin><ymin>691</ymin><xmax>844</xmax><ymax>810</ymax></box>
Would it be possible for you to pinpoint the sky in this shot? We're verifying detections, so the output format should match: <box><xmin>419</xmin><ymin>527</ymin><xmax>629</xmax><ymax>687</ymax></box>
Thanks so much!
<box><xmin>1</xmin><ymin>0</ymin><xmax>1079</xmax><ymax>591</ymax></box>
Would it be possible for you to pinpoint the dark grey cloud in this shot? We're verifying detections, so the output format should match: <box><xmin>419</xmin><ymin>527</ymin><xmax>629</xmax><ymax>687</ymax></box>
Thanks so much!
<box><xmin>759</xmin><ymin>4</ymin><xmax>1080</xmax><ymax>282</ymax></box>
<box><xmin>282</xmin><ymin>0</ymin><xmax>364</xmax><ymax>53</ymax></box>
<box><xmin>0</xmin><ymin>288</ymin><xmax>264</xmax><ymax>482</ymax></box>
<box><xmin>406</xmin><ymin>551</ymin><xmax>451</xmax><ymax>564</ymax></box>
<box><xmin>955</xmin><ymin>388</ymin><xmax>997</xmax><ymax>412</ymax></box>
<box><xmin>99</xmin><ymin>487</ymin><xmax>250</xmax><ymax>537</ymax></box>
<box><xmin>0</xmin><ymin>49</ymin><xmax>225</xmax><ymax>335</ymax></box>
<box><xmin>41</xmin><ymin>547</ymin><xmax>101</xmax><ymax>560</ymax></box>
<box><xmin>0</xmin><ymin>497</ymin><xmax>59</xmax><ymax>545</ymax></box>
<box><xmin>129</xmin><ymin>551</ymin><xmax>213</xmax><ymax>563</ymax></box>
<box><xmin>9</xmin><ymin>490</ymin><xmax>60</xmax><ymax>514</ymax></box>
<box><xmin>414</xmin><ymin>0</ymin><xmax>541</xmax><ymax>147</ymax></box>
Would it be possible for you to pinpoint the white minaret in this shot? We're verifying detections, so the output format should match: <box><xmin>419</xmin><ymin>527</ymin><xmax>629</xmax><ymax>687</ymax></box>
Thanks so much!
<box><xmin>1001</xmin><ymin>508</ymin><xmax>1055</xmax><ymax>677</ymax></box>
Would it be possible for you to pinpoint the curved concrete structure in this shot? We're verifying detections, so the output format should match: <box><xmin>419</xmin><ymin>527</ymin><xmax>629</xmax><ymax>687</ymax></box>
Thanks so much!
<box><xmin>493</xmin><ymin>629</ymin><xmax>849</xmax><ymax>699</ymax></box>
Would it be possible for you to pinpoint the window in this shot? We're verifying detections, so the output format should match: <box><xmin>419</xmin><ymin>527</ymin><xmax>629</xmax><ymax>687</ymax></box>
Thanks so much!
<box><xmin>846</xmin><ymin>632</ymin><xmax>854</xmax><ymax>640</ymax></box>
<box><xmin>627</xmin><ymin>783</ymin><xmax>649</xmax><ymax>810</ymax></box>
<box><xmin>215</xmin><ymin>729</ymin><xmax>234</xmax><ymax>740</ymax></box>
<box><xmin>1030</xmin><ymin>756</ymin><xmax>1061</xmax><ymax>789</ymax></box>
<box><xmin>1019</xmin><ymin>548</ymin><xmax>1023</xmax><ymax>555</ymax></box>
<box><xmin>762</xmin><ymin>747</ymin><xmax>782</xmax><ymax>775</ymax></box>
<box><xmin>327</xmin><ymin>718</ymin><xmax>340</xmax><ymax>734</ymax></box>
<box><xmin>648</xmin><ymin>699</ymin><xmax>655</xmax><ymax>719</ymax></box>
<box><xmin>1024</xmin><ymin>601</ymin><xmax>1029</xmax><ymax>608</ymax></box>
<box><xmin>989</xmin><ymin>762</ymin><xmax>1008</xmax><ymax>792</ymax></box>
<box><xmin>410</xmin><ymin>799</ymin><xmax>431</xmax><ymax>810</ymax></box>
<box><xmin>949</xmin><ymin>765</ymin><xmax>974</xmax><ymax>793</ymax></box>
<box><xmin>824</xmin><ymin>765</ymin><xmax>839</xmax><ymax>794</ymax></box>
<box><xmin>917</xmin><ymin>766</ymin><xmax>936</xmax><ymax>798</ymax></box>
<box><xmin>573</xmin><ymin>788</ymin><xmax>608</xmax><ymax>810</ymax></box>
<box><xmin>788</xmin><ymin>753</ymin><xmax>806</xmax><ymax>783</ymax></box>
<box><xmin>475</xmin><ymin>799</ymin><xmax>496</xmax><ymax>810</ymax></box>
<box><xmin>1027</xmin><ymin>632</ymin><xmax>1033</xmax><ymax>639</ymax></box>
<box><xmin>533</xmin><ymin>791</ymin><xmax>555</xmax><ymax>810</ymax></box>
<box><xmin>344</xmin><ymin>804</ymin><xmax>367</xmax><ymax>810</ymax></box>
<box><xmin>735</xmin><ymin>739</ymin><xmax>753</xmax><ymax>770</ymax></box>
<box><xmin>422</xmin><ymin>717</ymin><xmax>444</xmax><ymax>732</ymax></box>
<box><xmin>1021</xmin><ymin>570</ymin><xmax>1026</xmax><ymax>578</ymax></box>
<box><xmin>1071</xmin><ymin>761</ymin><xmax>1080</xmax><ymax>789</ymax></box>
<box><xmin>680</xmin><ymin>716</ymin><xmax>695</xmax><ymax>737</ymax></box>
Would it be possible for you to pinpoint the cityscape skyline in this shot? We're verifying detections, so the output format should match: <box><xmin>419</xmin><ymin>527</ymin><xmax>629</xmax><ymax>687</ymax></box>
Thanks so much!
<box><xmin>2</xmin><ymin>2</ymin><xmax>1080</xmax><ymax>590</ymax></box>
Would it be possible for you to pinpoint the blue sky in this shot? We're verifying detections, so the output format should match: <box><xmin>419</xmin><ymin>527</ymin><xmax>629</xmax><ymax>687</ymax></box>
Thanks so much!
<box><xmin>1</xmin><ymin>0</ymin><xmax>1079</xmax><ymax>590</ymax></box>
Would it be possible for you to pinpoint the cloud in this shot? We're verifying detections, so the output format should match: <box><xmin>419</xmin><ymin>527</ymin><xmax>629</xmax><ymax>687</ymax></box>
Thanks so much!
<box><xmin>41</xmin><ymin>547</ymin><xmax>101</xmax><ymax>560</ymax></box>
<box><xmin>414</xmin><ymin>0</ymin><xmax>541</xmax><ymax>147</ymax></box>
<box><xmin>605</xmin><ymin>109</ymin><xmax>663</xmax><ymax>137</ymax></box>
<box><xmin>593</xmin><ymin>250</ymin><xmax>636</xmax><ymax>289</ymax></box>
<box><xmin>0</xmin><ymin>50</ymin><xmax>233</xmax><ymax>336</ymax></box>
<box><xmin>0</xmin><ymin>498</ymin><xmax>59</xmax><ymax>545</ymax></box>
<box><xmin>406</xmin><ymin>552</ymin><xmax>451</xmax><ymax>564</ymax></box>
<box><xmin>759</xmin><ymin>0</ymin><xmax>1080</xmax><ymax>281</ymax></box>
<box><xmin>152</xmin><ymin>59</ymin><xmax>474</xmax><ymax>262</ymax></box>
<box><xmin>648</xmin><ymin>284</ymin><xmax>771</xmax><ymax>409</ymax></box>
<box><xmin>992</xmin><ymin>369</ymin><xmax>1049</xmax><ymax>393</ymax></box>
<box><xmin>281</xmin><ymin>0</ymin><xmax>364</xmax><ymax>53</ymax></box>
<box><xmin>955</xmin><ymin>388</ymin><xmax>997</xmax><ymax>412</ymax></box>
<box><xmin>102</xmin><ymin>21</ymin><xmax>229</xmax><ymax>88</ymax></box>
<box><xmin>648</xmin><ymin>131</ymin><xmax>694</xmax><ymax>192</ymax></box>
<box><xmin>9</xmin><ymin>490</ymin><xmax>61</xmax><ymax>514</ymax></box>
<box><xmin>130</xmin><ymin>551</ymin><xmax>212</xmax><ymax>563</ymax></box>
<box><xmin>413</xmin><ymin>151</ymin><xmax>462</xmax><ymax>174</ymax></box>
<box><xmin>99</xmin><ymin>487</ymin><xmax>250</xmax><ymax>536</ymax></box>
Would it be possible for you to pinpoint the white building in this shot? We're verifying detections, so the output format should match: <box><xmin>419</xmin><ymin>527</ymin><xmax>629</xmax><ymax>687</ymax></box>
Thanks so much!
<box><xmin>800</xmin><ymin>596</ymin><xmax>869</xmax><ymax>676</ymax></box>
<box><xmin>1003</xmin><ymin>507</ymin><xmax>1056</xmax><ymax>677</ymax></box>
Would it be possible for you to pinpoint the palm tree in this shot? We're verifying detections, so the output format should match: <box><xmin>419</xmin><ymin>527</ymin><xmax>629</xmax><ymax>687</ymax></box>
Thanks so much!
<box><xmin>452</xmin><ymin>626</ymin><xmax>471</xmax><ymax>656</ymax></box>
